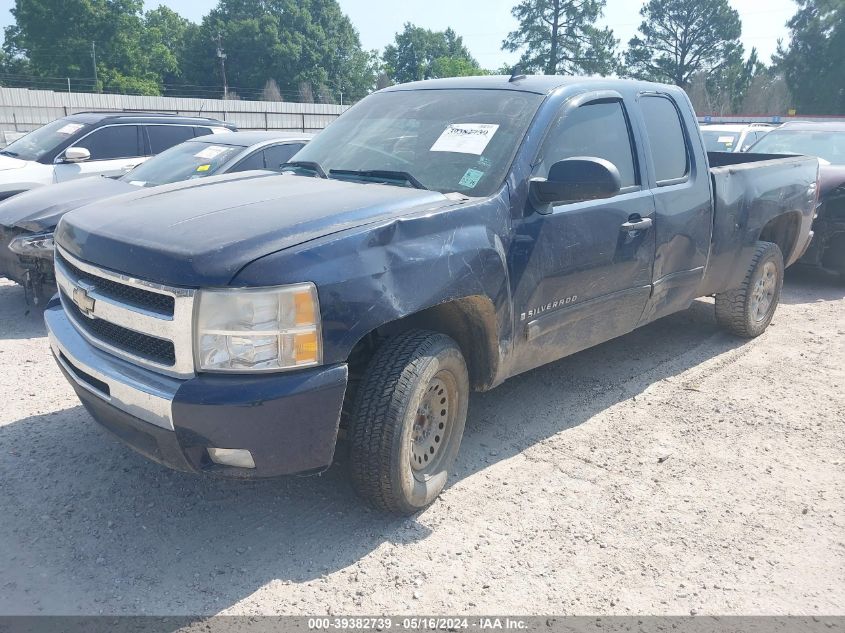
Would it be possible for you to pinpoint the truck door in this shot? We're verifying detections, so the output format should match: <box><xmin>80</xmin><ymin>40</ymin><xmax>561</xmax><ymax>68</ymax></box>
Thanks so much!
<box><xmin>508</xmin><ymin>93</ymin><xmax>656</xmax><ymax>375</ymax></box>
<box><xmin>635</xmin><ymin>93</ymin><xmax>712</xmax><ymax>325</ymax></box>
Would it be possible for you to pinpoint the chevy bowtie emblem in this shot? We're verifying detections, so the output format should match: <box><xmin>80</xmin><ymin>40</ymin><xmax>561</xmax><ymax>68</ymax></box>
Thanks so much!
<box><xmin>72</xmin><ymin>286</ymin><xmax>96</xmax><ymax>317</ymax></box>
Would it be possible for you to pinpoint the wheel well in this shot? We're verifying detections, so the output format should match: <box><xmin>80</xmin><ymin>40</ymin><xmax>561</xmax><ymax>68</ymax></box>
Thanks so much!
<box><xmin>758</xmin><ymin>213</ymin><xmax>801</xmax><ymax>263</ymax></box>
<box><xmin>347</xmin><ymin>296</ymin><xmax>500</xmax><ymax>394</ymax></box>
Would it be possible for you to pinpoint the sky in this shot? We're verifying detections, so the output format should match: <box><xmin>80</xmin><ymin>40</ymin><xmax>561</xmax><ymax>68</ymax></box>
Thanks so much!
<box><xmin>0</xmin><ymin>0</ymin><xmax>799</xmax><ymax>70</ymax></box>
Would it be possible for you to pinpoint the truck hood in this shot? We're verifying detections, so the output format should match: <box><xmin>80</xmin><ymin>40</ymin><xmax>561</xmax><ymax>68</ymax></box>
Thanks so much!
<box><xmin>56</xmin><ymin>171</ymin><xmax>453</xmax><ymax>287</ymax></box>
<box><xmin>0</xmin><ymin>176</ymin><xmax>136</xmax><ymax>232</ymax></box>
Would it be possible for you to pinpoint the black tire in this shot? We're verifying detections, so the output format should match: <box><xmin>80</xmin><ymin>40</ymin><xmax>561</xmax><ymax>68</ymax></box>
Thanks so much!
<box><xmin>715</xmin><ymin>241</ymin><xmax>784</xmax><ymax>338</ymax></box>
<box><xmin>348</xmin><ymin>330</ymin><xmax>469</xmax><ymax>515</ymax></box>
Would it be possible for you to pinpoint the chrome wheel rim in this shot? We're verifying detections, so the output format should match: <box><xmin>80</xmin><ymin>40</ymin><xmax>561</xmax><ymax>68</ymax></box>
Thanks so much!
<box><xmin>410</xmin><ymin>372</ymin><xmax>455</xmax><ymax>474</ymax></box>
<box><xmin>750</xmin><ymin>261</ymin><xmax>777</xmax><ymax>322</ymax></box>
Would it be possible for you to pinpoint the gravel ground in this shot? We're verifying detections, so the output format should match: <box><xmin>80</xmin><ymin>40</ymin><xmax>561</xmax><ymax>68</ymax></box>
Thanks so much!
<box><xmin>0</xmin><ymin>270</ymin><xmax>843</xmax><ymax>616</ymax></box>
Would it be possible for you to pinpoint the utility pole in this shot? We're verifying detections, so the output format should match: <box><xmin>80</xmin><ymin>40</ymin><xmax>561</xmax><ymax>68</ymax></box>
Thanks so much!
<box><xmin>91</xmin><ymin>41</ymin><xmax>98</xmax><ymax>92</ymax></box>
<box><xmin>216</xmin><ymin>33</ymin><xmax>228</xmax><ymax>100</ymax></box>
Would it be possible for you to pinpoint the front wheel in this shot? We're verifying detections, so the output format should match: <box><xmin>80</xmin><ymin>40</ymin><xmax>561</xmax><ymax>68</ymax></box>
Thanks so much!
<box><xmin>348</xmin><ymin>330</ymin><xmax>469</xmax><ymax>515</ymax></box>
<box><xmin>715</xmin><ymin>241</ymin><xmax>784</xmax><ymax>338</ymax></box>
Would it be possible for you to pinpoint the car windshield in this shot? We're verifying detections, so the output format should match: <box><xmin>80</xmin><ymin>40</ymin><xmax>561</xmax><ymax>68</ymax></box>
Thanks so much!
<box><xmin>750</xmin><ymin>130</ymin><xmax>845</xmax><ymax>165</ymax></box>
<box><xmin>0</xmin><ymin>118</ymin><xmax>91</xmax><ymax>162</ymax></box>
<box><xmin>292</xmin><ymin>88</ymin><xmax>544</xmax><ymax>196</ymax></box>
<box><xmin>701</xmin><ymin>130</ymin><xmax>740</xmax><ymax>152</ymax></box>
<box><xmin>120</xmin><ymin>140</ymin><xmax>244</xmax><ymax>187</ymax></box>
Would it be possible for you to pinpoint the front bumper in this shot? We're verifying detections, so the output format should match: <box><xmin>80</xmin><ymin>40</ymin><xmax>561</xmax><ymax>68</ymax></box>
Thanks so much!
<box><xmin>45</xmin><ymin>302</ymin><xmax>348</xmax><ymax>478</ymax></box>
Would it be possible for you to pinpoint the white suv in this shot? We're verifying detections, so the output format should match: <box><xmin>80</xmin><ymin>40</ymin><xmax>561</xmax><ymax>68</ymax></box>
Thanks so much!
<box><xmin>0</xmin><ymin>112</ymin><xmax>234</xmax><ymax>200</ymax></box>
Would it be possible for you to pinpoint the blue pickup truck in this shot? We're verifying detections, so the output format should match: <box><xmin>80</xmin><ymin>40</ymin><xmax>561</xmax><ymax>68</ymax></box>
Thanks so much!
<box><xmin>45</xmin><ymin>76</ymin><xmax>818</xmax><ymax>514</ymax></box>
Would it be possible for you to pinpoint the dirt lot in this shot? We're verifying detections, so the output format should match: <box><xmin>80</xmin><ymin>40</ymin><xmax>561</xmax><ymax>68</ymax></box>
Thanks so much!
<box><xmin>0</xmin><ymin>270</ymin><xmax>842</xmax><ymax>616</ymax></box>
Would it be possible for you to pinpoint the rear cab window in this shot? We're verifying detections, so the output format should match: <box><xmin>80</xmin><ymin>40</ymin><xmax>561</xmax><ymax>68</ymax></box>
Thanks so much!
<box><xmin>640</xmin><ymin>95</ymin><xmax>691</xmax><ymax>185</ymax></box>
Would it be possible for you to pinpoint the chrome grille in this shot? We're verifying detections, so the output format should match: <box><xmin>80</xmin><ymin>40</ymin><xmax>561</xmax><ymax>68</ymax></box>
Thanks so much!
<box><xmin>54</xmin><ymin>246</ymin><xmax>196</xmax><ymax>378</ymax></box>
<box><xmin>60</xmin><ymin>289</ymin><xmax>176</xmax><ymax>365</ymax></box>
<box><xmin>56</xmin><ymin>250</ymin><xmax>175</xmax><ymax>315</ymax></box>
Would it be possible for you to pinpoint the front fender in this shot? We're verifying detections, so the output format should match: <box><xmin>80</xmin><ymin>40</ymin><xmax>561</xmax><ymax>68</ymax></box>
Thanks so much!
<box><xmin>231</xmin><ymin>194</ymin><xmax>513</xmax><ymax>366</ymax></box>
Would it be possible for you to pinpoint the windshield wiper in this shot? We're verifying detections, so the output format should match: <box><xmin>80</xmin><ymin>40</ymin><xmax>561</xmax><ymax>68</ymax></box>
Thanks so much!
<box><xmin>328</xmin><ymin>169</ymin><xmax>428</xmax><ymax>190</ymax></box>
<box><xmin>281</xmin><ymin>160</ymin><xmax>327</xmax><ymax>178</ymax></box>
<box><xmin>0</xmin><ymin>150</ymin><xmax>18</xmax><ymax>157</ymax></box>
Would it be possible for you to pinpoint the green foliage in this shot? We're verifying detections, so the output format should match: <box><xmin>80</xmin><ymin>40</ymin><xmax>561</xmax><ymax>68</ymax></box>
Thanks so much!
<box><xmin>774</xmin><ymin>0</ymin><xmax>845</xmax><ymax>115</ymax></box>
<box><xmin>382</xmin><ymin>24</ymin><xmax>481</xmax><ymax>83</ymax></box>
<box><xmin>501</xmin><ymin>0</ymin><xmax>618</xmax><ymax>76</ymax></box>
<box><xmin>429</xmin><ymin>56</ymin><xmax>488</xmax><ymax>79</ymax></box>
<box><xmin>624</xmin><ymin>0</ymin><xmax>742</xmax><ymax>87</ymax></box>
<box><xmin>180</xmin><ymin>0</ymin><xmax>375</xmax><ymax>101</ymax></box>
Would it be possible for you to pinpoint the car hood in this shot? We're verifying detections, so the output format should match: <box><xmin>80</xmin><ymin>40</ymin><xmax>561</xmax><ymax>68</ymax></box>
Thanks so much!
<box><xmin>0</xmin><ymin>155</ymin><xmax>30</xmax><ymax>171</ymax></box>
<box><xmin>56</xmin><ymin>171</ymin><xmax>454</xmax><ymax>287</ymax></box>
<box><xmin>0</xmin><ymin>176</ymin><xmax>136</xmax><ymax>232</ymax></box>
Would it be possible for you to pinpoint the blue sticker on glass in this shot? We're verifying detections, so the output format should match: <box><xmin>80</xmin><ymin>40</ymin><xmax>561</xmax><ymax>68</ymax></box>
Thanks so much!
<box><xmin>459</xmin><ymin>168</ymin><xmax>484</xmax><ymax>188</ymax></box>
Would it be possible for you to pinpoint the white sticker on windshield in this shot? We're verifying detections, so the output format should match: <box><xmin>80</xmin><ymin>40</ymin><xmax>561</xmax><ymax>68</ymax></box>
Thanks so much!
<box><xmin>127</xmin><ymin>180</ymin><xmax>146</xmax><ymax>187</ymax></box>
<box><xmin>718</xmin><ymin>136</ymin><xmax>735</xmax><ymax>144</ymax></box>
<box><xmin>430</xmin><ymin>123</ymin><xmax>499</xmax><ymax>155</ymax></box>
<box><xmin>194</xmin><ymin>145</ymin><xmax>227</xmax><ymax>159</ymax></box>
<box><xmin>57</xmin><ymin>123</ymin><xmax>84</xmax><ymax>135</ymax></box>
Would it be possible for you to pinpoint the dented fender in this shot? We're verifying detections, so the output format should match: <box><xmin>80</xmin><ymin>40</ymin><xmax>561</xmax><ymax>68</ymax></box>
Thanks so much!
<box><xmin>232</xmin><ymin>188</ymin><xmax>515</xmax><ymax>374</ymax></box>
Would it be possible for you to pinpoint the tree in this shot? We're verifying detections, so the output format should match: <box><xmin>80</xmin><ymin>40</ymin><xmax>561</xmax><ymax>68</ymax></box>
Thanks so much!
<box><xmin>382</xmin><ymin>24</ymin><xmax>482</xmax><ymax>83</ymax></box>
<box><xmin>705</xmin><ymin>47</ymin><xmax>766</xmax><ymax>114</ymax></box>
<box><xmin>501</xmin><ymin>0</ymin><xmax>618</xmax><ymax>76</ymax></box>
<box><xmin>624</xmin><ymin>0</ymin><xmax>742</xmax><ymax>87</ymax></box>
<box><xmin>774</xmin><ymin>0</ymin><xmax>844</xmax><ymax>115</ymax></box>
<box><xmin>142</xmin><ymin>6</ymin><xmax>196</xmax><ymax>88</ymax></box>
<box><xmin>181</xmin><ymin>0</ymin><xmax>375</xmax><ymax>101</ymax></box>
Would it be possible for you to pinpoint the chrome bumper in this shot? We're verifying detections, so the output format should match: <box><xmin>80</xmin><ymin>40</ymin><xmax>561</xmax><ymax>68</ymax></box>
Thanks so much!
<box><xmin>45</xmin><ymin>304</ymin><xmax>181</xmax><ymax>431</ymax></box>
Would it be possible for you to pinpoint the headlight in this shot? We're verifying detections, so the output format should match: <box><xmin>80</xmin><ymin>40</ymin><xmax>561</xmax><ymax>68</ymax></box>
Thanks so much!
<box><xmin>8</xmin><ymin>231</ymin><xmax>55</xmax><ymax>258</ymax></box>
<box><xmin>195</xmin><ymin>283</ymin><xmax>322</xmax><ymax>372</ymax></box>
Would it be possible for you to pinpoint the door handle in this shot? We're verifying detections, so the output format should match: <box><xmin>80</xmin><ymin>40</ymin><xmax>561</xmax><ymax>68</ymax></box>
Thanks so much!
<box><xmin>620</xmin><ymin>216</ymin><xmax>653</xmax><ymax>232</ymax></box>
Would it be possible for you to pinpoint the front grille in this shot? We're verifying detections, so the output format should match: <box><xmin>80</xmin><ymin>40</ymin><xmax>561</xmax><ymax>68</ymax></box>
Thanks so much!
<box><xmin>62</xmin><ymin>290</ymin><xmax>176</xmax><ymax>366</ymax></box>
<box><xmin>56</xmin><ymin>251</ymin><xmax>175</xmax><ymax>315</ymax></box>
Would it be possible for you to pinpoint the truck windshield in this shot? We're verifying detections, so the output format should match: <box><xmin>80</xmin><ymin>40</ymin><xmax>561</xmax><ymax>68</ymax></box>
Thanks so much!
<box><xmin>701</xmin><ymin>130</ymin><xmax>740</xmax><ymax>152</ymax></box>
<box><xmin>292</xmin><ymin>89</ymin><xmax>544</xmax><ymax>196</ymax></box>
<box><xmin>751</xmin><ymin>130</ymin><xmax>845</xmax><ymax>165</ymax></box>
<box><xmin>120</xmin><ymin>140</ymin><xmax>244</xmax><ymax>187</ymax></box>
<box><xmin>0</xmin><ymin>118</ymin><xmax>90</xmax><ymax>162</ymax></box>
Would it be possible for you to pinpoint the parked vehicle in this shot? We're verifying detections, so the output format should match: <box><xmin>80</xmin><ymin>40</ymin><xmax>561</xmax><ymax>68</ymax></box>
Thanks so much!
<box><xmin>748</xmin><ymin>121</ymin><xmax>845</xmax><ymax>278</ymax></box>
<box><xmin>45</xmin><ymin>76</ymin><xmax>818</xmax><ymax>514</ymax></box>
<box><xmin>699</xmin><ymin>123</ymin><xmax>775</xmax><ymax>153</ymax></box>
<box><xmin>0</xmin><ymin>131</ymin><xmax>311</xmax><ymax>303</ymax></box>
<box><xmin>0</xmin><ymin>112</ymin><xmax>235</xmax><ymax>201</ymax></box>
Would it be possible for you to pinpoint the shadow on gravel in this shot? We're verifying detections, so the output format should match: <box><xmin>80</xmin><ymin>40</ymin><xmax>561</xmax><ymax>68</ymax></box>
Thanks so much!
<box><xmin>0</xmin><ymin>281</ymin><xmax>47</xmax><ymax>340</ymax></box>
<box><xmin>780</xmin><ymin>266</ymin><xmax>845</xmax><ymax>305</ymax></box>
<box><xmin>0</xmin><ymin>298</ymin><xmax>745</xmax><ymax>615</ymax></box>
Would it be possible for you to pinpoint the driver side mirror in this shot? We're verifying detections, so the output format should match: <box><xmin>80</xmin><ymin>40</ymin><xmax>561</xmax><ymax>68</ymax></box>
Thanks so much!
<box><xmin>62</xmin><ymin>147</ymin><xmax>91</xmax><ymax>163</ymax></box>
<box><xmin>529</xmin><ymin>157</ymin><xmax>622</xmax><ymax>208</ymax></box>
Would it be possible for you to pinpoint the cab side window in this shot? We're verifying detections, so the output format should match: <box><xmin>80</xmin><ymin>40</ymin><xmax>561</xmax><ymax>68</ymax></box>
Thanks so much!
<box><xmin>640</xmin><ymin>95</ymin><xmax>690</xmax><ymax>184</ymax></box>
<box><xmin>539</xmin><ymin>100</ymin><xmax>638</xmax><ymax>190</ymax></box>
<box><xmin>75</xmin><ymin>125</ymin><xmax>141</xmax><ymax>160</ymax></box>
<box><xmin>230</xmin><ymin>151</ymin><xmax>265</xmax><ymax>172</ymax></box>
<box><xmin>262</xmin><ymin>143</ymin><xmax>304</xmax><ymax>171</ymax></box>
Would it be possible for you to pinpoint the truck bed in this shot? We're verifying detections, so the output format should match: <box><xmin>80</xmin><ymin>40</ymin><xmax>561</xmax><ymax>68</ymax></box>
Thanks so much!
<box><xmin>698</xmin><ymin>152</ymin><xmax>819</xmax><ymax>296</ymax></box>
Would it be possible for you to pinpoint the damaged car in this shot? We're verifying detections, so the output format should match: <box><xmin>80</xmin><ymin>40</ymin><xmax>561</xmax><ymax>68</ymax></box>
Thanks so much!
<box><xmin>749</xmin><ymin>121</ymin><xmax>845</xmax><ymax>278</ymax></box>
<box><xmin>45</xmin><ymin>76</ymin><xmax>818</xmax><ymax>514</ymax></box>
<box><xmin>0</xmin><ymin>131</ymin><xmax>311</xmax><ymax>303</ymax></box>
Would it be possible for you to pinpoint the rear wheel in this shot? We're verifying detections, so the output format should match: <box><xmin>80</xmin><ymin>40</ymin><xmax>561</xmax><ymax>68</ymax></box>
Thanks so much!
<box><xmin>348</xmin><ymin>330</ymin><xmax>469</xmax><ymax>515</ymax></box>
<box><xmin>715</xmin><ymin>241</ymin><xmax>784</xmax><ymax>338</ymax></box>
